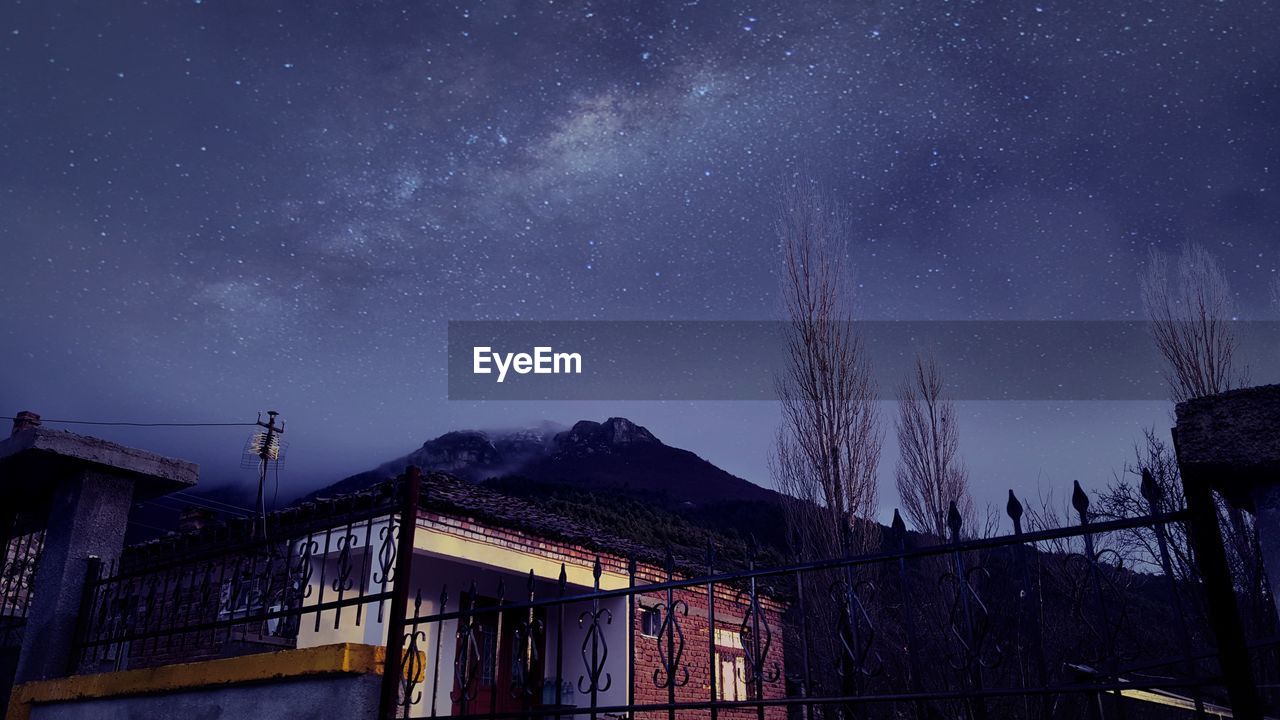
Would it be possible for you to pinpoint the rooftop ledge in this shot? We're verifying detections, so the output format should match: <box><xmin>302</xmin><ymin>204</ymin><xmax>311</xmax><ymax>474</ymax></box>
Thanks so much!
<box><xmin>0</xmin><ymin>426</ymin><xmax>198</xmax><ymax>502</ymax></box>
<box><xmin>1174</xmin><ymin>383</ymin><xmax>1280</xmax><ymax>508</ymax></box>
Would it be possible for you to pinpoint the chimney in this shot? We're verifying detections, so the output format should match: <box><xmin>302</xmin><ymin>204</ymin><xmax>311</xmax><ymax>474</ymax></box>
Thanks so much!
<box><xmin>11</xmin><ymin>410</ymin><xmax>41</xmax><ymax>437</ymax></box>
<box><xmin>178</xmin><ymin>506</ymin><xmax>215</xmax><ymax>533</ymax></box>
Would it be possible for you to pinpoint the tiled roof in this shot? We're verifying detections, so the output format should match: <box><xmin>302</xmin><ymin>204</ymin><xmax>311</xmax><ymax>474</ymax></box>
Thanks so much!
<box><xmin>420</xmin><ymin>470</ymin><xmax>666</xmax><ymax>566</ymax></box>
<box><xmin>123</xmin><ymin>470</ymin><xmax>677</xmax><ymax>572</ymax></box>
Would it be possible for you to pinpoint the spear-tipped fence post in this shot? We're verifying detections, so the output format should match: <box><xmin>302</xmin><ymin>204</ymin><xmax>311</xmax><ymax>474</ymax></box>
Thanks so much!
<box><xmin>706</xmin><ymin>540</ymin><xmax>720</xmax><ymax>720</ymax></box>
<box><xmin>948</xmin><ymin>500</ymin><xmax>988</xmax><ymax>720</ymax></box>
<box><xmin>555</xmin><ymin>564</ymin><xmax>566</xmax><ymax>710</ymax></box>
<box><xmin>430</xmin><ymin>584</ymin><xmax>447</xmax><ymax>717</ymax></box>
<box><xmin>1074</xmin><ymin>479</ymin><xmax>1124</xmax><ymax>716</ymax></box>
<box><xmin>1008</xmin><ymin>490</ymin><xmax>1050</xmax><ymax>720</ymax></box>
<box><xmin>627</xmin><ymin>554</ymin><xmax>637</xmax><ymax>720</ymax></box>
<box><xmin>490</xmin><ymin>577</ymin><xmax>506</xmax><ymax>718</ymax></box>
<box><xmin>1141</xmin><ymin>469</ymin><xmax>1207</xmax><ymax>719</ymax></box>
<box><xmin>891</xmin><ymin>510</ymin><xmax>925</xmax><ymax>720</ymax></box>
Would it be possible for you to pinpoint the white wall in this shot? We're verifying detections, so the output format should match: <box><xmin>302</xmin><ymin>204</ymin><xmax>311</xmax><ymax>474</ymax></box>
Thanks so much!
<box><xmin>545</xmin><ymin>596</ymin><xmax>629</xmax><ymax>718</ymax></box>
<box><xmin>290</xmin><ymin>522</ymin><xmax>633</xmax><ymax>719</ymax></box>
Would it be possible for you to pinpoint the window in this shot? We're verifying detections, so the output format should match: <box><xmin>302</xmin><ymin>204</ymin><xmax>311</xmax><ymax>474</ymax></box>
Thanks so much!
<box><xmin>640</xmin><ymin>607</ymin><xmax>662</xmax><ymax>637</ymax></box>
<box><xmin>714</xmin><ymin>628</ymin><xmax>748</xmax><ymax>701</ymax></box>
<box><xmin>477</xmin><ymin>624</ymin><xmax>498</xmax><ymax>688</ymax></box>
<box><xmin>717</xmin><ymin>654</ymin><xmax>747</xmax><ymax>701</ymax></box>
<box><xmin>218</xmin><ymin>576</ymin><xmax>263</xmax><ymax>619</ymax></box>
<box><xmin>714</xmin><ymin>628</ymin><xmax>743</xmax><ymax>650</ymax></box>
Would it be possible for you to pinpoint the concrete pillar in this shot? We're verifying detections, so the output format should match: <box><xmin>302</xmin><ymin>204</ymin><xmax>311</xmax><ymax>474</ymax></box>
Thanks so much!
<box><xmin>1170</xmin><ymin>384</ymin><xmax>1280</xmax><ymax>720</ymax></box>
<box><xmin>15</xmin><ymin>469</ymin><xmax>134</xmax><ymax>681</ymax></box>
<box><xmin>0</xmin><ymin>415</ymin><xmax>198</xmax><ymax>683</ymax></box>
<box><xmin>1173</xmin><ymin>383</ymin><xmax>1280</xmax><ymax>617</ymax></box>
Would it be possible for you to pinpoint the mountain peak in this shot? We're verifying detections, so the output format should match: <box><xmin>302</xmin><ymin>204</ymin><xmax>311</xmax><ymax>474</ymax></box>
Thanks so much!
<box><xmin>317</xmin><ymin>415</ymin><xmax>775</xmax><ymax>509</ymax></box>
<box><xmin>556</xmin><ymin>417</ymin><xmax>660</xmax><ymax>451</ymax></box>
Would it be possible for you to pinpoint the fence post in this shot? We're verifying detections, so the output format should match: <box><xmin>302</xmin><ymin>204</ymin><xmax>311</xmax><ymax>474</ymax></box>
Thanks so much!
<box><xmin>379</xmin><ymin>466</ymin><xmax>422</xmax><ymax>720</ymax></box>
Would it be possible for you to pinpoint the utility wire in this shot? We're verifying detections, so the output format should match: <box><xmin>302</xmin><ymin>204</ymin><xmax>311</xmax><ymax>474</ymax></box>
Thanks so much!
<box><xmin>151</xmin><ymin>495</ymin><xmax>251</xmax><ymax>515</ymax></box>
<box><xmin>141</xmin><ymin>496</ymin><xmax>251</xmax><ymax>519</ymax></box>
<box><xmin>171</xmin><ymin>491</ymin><xmax>257</xmax><ymax>515</ymax></box>
<box><xmin>130</xmin><ymin>521</ymin><xmax>178</xmax><ymax>534</ymax></box>
<box><xmin>1</xmin><ymin>416</ymin><xmax>256</xmax><ymax>428</ymax></box>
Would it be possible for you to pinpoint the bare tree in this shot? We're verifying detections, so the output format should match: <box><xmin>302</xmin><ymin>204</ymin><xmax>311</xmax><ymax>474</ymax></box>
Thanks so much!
<box><xmin>893</xmin><ymin>354</ymin><xmax>974</xmax><ymax>539</ymax></box>
<box><xmin>1094</xmin><ymin>428</ymin><xmax>1196</xmax><ymax>581</ymax></box>
<box><xmin>770</xmin><ymin>179</ymin><xmax>882</xmax><ymax>719</ymax></box>
<box><xmin>771</xmin><ymin>179</ymin><xmax>881</xmax><ymax>561</ymax></box>
<box><xmin>1140</xmin><ymin>242</ymin><xmax>1247</xmax><ymax>402</ymax></box>
<box><xmin>1138</xmin><ymin>243</ymin><xmax>1272</xmax><ymax>640</ymax></box>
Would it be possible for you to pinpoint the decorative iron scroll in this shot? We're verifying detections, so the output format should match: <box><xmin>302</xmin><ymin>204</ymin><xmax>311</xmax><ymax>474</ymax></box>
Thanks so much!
<box><xmin>71</xmin><ymin>477</ymin><xmax>404</xmax><ymax>674</ymax></box>
<box><xmin>399</xmin><ymin>589</ymin><xmax>426</xmax><ymax>713</ymax></box>
<box><xmin>1066</xmin><ymin>480</ymin><xmax>1131</xmax><ymax>675</ymax></box>
<box><xmin>332</xmin><ymin>527</ymin><xmax>358</xmax><ymax>594</ymax></box>
<box><xmin>831</xmin><ymin>575</ymin><xmax>884</xmax><ymax>681</ymax></box>
<box><xmin>738</xmin><ymin>552</ymin><xmax>781</xmax><ymax>688</ymax></box>
<box><xmin>578</xmin><ymin>558</ymin><xmax>613</xmax><ymax>695</ymax></box>
<box><xmin>374</xmin><ymin>518</ymin><xmax>398</xmax><ymax>586</ymax></box>
<box><xmin>940</xmin><ymin>566</ymin><xmax>1002</xmax><ymax>672</ymax></box>
<box><xmin>452</xmin><ymin>581</ymin><xmax>482</xmax><ymax>707</ymax></box>
<box><xmin>941</xmin><ymin>501</ymin><xmax>1004</xmax><ymax>674</ymax></box>
<box><xmin>653</xmin><ymin>550</ymin><xmax>690</xmax><ymax>690</ymax></box>
<box><xmin>510</xmin><ymin>570</ymin><xmax>544</xmax><ymax>701</ymax></box>
<box><xmin>428</xmin><ymin>584</ymin><xmax>449</xmax><ymax>715</ymax></box>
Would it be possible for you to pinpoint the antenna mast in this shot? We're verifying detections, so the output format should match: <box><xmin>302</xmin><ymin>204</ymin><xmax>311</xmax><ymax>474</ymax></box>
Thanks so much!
<box><xmin>243</xmin><ymin>410</ymin><xmax>285</xmax><ymax>539</ymax></box>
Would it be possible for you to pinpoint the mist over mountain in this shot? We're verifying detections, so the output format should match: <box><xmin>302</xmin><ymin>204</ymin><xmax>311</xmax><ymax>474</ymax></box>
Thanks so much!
<box><xmin>126</xmin><ymin>417</ymin><xmax>789</xmax><ymax>555</ymax></box>
<box><xmin>315</xmin><ymin>417</ymin><xmax>781</xmax><ymax>509</ymax></box>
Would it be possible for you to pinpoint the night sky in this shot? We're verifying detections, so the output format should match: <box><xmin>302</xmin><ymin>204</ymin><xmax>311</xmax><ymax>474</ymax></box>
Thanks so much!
<box><xmin>2</xmin><ymin>1</ymin><xmax>1278</xmax><ymax>518</ymax></box>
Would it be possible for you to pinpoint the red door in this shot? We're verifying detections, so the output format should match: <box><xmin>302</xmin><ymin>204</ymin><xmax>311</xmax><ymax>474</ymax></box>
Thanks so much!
<box><xmin>452</xmin><ymin>599</ymin><xmax>546</xmax><ymax>715</ymax></box>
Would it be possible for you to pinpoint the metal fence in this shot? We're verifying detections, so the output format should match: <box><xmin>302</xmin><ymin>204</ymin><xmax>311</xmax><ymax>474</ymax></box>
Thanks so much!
<box><xmin>1</xmin><ymin>509</ymin><xmax>45</xmax><ymax>651</ymax></box>
<box><xmin>380</xmin><ymin>472</ymin><xmax>1278</xmax><ymax>720</ymax></box>
<box><xmin>73</xmin><ymin>477</ymin><xmax>414</xmax><ymax>674</ymax></box>
<box><xmin>64</xmin><ymin>467</ymin><xmax>1280</xmax><ymax>720</ymax></box>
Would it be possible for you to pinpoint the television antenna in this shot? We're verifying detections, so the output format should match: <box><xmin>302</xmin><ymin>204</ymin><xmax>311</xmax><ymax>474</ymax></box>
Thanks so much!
<box><xmin>241</xmin><ymin>410</ymin><xmax>287</xmax><ymax>539</ymax></box>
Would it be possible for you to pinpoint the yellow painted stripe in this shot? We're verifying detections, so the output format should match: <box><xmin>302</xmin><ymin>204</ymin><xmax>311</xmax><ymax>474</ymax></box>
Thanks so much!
<box><xmin>1117</xmin><ymin>688</ymin><xmax>1233</xmax><ymax>718</ymax></box>
<box><xmin>5</xmin><ymin>643</ymin><xmax>386</xmax><ymax>720</ymax></box>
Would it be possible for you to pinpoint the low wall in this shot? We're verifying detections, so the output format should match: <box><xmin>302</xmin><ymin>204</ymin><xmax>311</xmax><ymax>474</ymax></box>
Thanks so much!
<box><xmin>5</xmin><ymin>643</ymin><xmax>386</xmax><ymax>720</ymax></box>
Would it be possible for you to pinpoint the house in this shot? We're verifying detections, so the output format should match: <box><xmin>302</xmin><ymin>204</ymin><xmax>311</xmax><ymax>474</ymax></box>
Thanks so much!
<box><xmin>81</xmin><ymin>471</ymin><xmax>788</xmax><ymax>719</ymax></box>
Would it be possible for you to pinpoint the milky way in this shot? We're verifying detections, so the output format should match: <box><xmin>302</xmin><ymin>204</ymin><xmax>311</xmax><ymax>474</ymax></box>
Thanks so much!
<box><xmin>2</xmin><ymin>1</ymin><xmax>1278</xmax><ymax>513</ymax></box>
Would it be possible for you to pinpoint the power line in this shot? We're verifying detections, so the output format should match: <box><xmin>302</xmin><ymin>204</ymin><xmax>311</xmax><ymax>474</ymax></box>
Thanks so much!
<box><xmin>170</xmin><ymin>491</ymin><xmax>256</xmax><ymax>515</ymax></box>
<box><xmin>130</xmin><ymin>521</ymin><xmax>178</xmax><ymax>534</ymax></box>
<box><xmin>142</xmin><ymin>495</ymin><xmax>251</xmax><ymax>519</ymax></box>
<box><xmin>141</xmin><ymin>501</ymin><xmax>249</xmax><ymax>521</ymax></box>
<box><xmin>1</xmin><ymin>416</ymin><xmax>256</xmax><ymax>428</ymax></box>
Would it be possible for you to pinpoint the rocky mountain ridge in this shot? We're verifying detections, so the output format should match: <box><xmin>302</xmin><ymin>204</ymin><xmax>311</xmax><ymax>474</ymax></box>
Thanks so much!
<box><xmin>315</xmin><ymin>416</ymin><xmax>777</xmax><ymax>509</ymax></box>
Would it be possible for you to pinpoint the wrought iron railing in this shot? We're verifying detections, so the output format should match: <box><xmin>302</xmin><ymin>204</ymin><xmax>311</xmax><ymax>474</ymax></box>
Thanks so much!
<box><xmin>72</xmin><ymin>477</ymin><xmax>416</xmax><ymax>673</ymax></box>
<box><xmin>380</xmin><ymin>474</ymin><xmax>1280</xmax><ymax>720</ymax></box>
<box><xmin>0</xmin><ymin>514</ymin><xmax>44</xmax><ymax>650</ymax></box>
<box><xmin>61</xmin><ymin>467</ymin><xmax>1280</xmax><ymax>720</ymax></box>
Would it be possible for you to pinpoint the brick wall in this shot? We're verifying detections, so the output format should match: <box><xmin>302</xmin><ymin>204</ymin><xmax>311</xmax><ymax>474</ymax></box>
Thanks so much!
<box><xmin>418</xmin><ymin>509</ymin><xmax>789</xmax><ymax>718</ymax></box>
<box><xmin>631</xmin><ymin>587</ymin><xmax>787</xmax><ymax>720</ymax></box>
